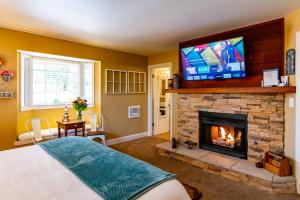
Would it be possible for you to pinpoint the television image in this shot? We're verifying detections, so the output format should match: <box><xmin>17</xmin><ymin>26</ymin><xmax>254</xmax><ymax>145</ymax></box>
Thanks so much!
<box><xmin>181</xmin><ymin>36</ymin><xmax>245</xmax><ymax>81</ymax></box>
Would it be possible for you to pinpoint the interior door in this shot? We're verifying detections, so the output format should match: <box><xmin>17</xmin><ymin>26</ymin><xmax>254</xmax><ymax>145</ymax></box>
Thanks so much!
<box><xmin>153</xmin><ymin>68</ymin><xmax>170</xmax><ymax>135</ymax></box>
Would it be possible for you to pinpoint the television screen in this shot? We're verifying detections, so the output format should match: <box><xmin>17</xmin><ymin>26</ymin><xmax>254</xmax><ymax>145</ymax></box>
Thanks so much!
<box><xmin>181</xmin><ymin>36</ymin><xmax>245</xmax><ymax>81</ymax></box>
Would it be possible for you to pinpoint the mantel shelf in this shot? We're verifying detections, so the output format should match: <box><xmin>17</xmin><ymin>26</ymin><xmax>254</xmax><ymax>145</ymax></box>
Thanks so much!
<box><xmin>165</xmin><ymin>86</ymin><xmax>296</xmax><ymax>94</ymax></box>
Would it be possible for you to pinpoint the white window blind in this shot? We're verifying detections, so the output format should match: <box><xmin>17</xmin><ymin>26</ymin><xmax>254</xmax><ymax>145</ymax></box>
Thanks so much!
<box><xmin>21</xmin><ymin>52</ymin><xmax>94</xmax><ymax>111</ymax></box>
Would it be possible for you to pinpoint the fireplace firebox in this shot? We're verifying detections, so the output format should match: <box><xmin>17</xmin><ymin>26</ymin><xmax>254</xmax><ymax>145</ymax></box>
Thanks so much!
<box><xmin>199</xmin><ymin>111</ymin><xmax>248</xmax><ymax>159</ymax></box>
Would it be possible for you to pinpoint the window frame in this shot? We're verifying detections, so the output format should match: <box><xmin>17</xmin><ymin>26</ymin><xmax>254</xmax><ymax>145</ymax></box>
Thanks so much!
<box><xmin>19</xmin><ymin>51</ymin><xmax>95</xmax><ymax>112</ymax></box>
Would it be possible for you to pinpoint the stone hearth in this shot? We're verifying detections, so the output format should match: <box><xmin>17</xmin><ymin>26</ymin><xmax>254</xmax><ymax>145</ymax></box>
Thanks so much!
<box><xmin>157</xmin><ymin>142</ymin><xmax>296</xmax><ymax>193</ymax></box>
<box><xmin>177</xmin><ymin>93</ymin><xmax>284</xmax><ymax>162</ymax></box>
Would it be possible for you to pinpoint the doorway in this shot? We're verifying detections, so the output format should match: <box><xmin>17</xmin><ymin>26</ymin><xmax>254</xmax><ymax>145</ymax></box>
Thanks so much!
<box><xmin>148</xmin><ymin>63</ymin><xmax>172</xmax><ymax>140</ymax></box>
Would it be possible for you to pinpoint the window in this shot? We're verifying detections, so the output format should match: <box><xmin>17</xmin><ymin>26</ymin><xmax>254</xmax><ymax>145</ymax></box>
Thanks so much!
<box><xmin>20</xmin><ymin>51</ymin><xmax>94</xmax><ymax>111</ymax></box>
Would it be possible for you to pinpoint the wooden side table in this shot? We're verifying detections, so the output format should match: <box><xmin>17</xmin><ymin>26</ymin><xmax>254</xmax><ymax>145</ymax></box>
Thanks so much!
<box><xmin>57</xmin><ymin>120</ymin><xmax>86</xmax><ymax>138</ymax></box>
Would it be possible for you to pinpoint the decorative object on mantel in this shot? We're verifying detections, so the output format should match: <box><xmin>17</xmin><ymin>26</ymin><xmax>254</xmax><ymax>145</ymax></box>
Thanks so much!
<box><xmin>173</xmin><ymin>74</ymin><xmax>180</xmax><ymax>89</ymax></box>
<box><xmin>278</xmin><ymin>75</ymin><xmax>289</xmax><ymax>87</ymax></box>
<box><xmin>168</xmin><ymin>78</ymin><xmax>173</xmax><ymax>89</ymax></box>
<box><xmin>263</xmin><ymin>151</ymin><xmax>292</xmax><ymax>176</ymax></box>
<box><xmin>184</xmin><ymin>141</ymin><xmax>197</xmax><ymax>149</ymax></box>
<box><xmin>263</xmin><ymin>68</ymin><xmax>279</xmax><ymax>87</ymax></box>
<box><xmin>171</xmin><ymin>137</ymin><xmax>177</xmax><ymax>149</ymax></box>
<box><xmin>62</xmin><ymin>105</ymin><xmax>70</xmax><ymax>122</ymax></box>
<box><xmin>72</xmin><ymin>97</ymin><xmax>88</xmax><ymax>120</ymax></box>
<box><xmin>286</xmin><ymin>48</ymin><xmax>295</xmax><ymax>75</ymax></box>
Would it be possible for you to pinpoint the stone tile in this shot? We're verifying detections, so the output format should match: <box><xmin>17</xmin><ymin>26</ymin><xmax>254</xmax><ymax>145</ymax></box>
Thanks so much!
<box><xmin>232</xmin><ymin>159</ymin><xmax>274</xmax><ymax>182</ymax></box>
<box><xmin>158</xmin><ymin>146</ymin><xmax>296</xmax><ymax>193</ymax></box>
<box><xmin>199</xmin><ymin>152</ymin><xmax>240</xmax><ymax>169</ymax></box>
<box><xmin>272</xmin><ymin>175</ymin><xmax>296</xmax><ymax>184</ymax></box>
<box><xmin>175</xmin><ymin>144</ymin><xmax>210</xmax><ymax>160</ymax></box>
<box><xmin>156</xmin><ymin>142</ymin><xmax>176</xmax><ymax>153</ymax></box>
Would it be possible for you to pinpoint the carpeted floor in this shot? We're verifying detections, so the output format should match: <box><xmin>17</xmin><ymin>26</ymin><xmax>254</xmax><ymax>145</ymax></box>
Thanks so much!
<box><xmin>111</xmin><ymin>134</ymin><xmax>300</xmax><ymax>200</ymax></box>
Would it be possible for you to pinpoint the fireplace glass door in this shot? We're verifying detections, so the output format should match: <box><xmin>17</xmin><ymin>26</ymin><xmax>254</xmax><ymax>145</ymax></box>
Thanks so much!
<box><xmin>199</xmin><ymin>111</ymin><xmax>247</xmax><ymax>159</ymax></box>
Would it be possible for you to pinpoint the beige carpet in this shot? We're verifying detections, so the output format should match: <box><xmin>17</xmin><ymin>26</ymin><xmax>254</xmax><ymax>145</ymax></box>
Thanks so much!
<box><xmin>111</xmin><ymin>135</ymin><xmax>300</xmax><ymax>200</ymax></box>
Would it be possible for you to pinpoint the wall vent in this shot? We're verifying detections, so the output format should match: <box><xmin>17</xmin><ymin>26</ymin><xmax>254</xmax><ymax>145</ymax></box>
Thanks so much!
<box><xmin>128</xmin><ymin>105</ymin><xmax>141</xmax><ymax>118</ymax></box>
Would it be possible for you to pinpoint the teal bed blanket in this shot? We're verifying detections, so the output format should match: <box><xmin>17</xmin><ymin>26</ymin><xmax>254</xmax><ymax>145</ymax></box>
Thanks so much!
<box><xmin>38</xmin><ymin>137</ymin><xmax>175</xmax><ymax>200</ymax></box>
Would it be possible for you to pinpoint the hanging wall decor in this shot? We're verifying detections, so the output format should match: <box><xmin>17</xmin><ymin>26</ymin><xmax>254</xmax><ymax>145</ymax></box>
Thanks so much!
<box><xmin>286</xmin><ymin>49</ymin><xmax>295</xmax><ymax>75</ymax></box>
<box><xmin>0</xmin><ymin>56</ymin><xmax>14</xmax><ymax>98</ymax></box>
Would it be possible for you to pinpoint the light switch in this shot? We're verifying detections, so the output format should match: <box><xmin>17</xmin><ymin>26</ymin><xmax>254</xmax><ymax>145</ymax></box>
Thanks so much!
<box><xmin>289</xmin><ymin>97</ymin><xmax>294</xmax><ymax>108</ymax></box>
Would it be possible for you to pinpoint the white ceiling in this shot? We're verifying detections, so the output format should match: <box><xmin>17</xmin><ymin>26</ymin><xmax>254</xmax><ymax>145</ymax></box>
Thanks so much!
<box><xmin>0</xmin><ymin>0</ymin><xmax>299</xmax><ymax>56</ymax></box>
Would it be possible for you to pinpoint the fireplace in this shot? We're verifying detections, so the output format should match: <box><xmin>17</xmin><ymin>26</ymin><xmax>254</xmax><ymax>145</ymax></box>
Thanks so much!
<box><xmin>199</xmin><ymin>111</ymin><xmax>248</xmax><ymax>159</ymax></box>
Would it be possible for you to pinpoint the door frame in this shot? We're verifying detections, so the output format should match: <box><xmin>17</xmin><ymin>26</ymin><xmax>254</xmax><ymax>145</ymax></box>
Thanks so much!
<box><xmin>295</xmin><ymin>31</ymin><xmax>300</xmax><ymax>194</ymax></box>
<box><xmin>147</xmin><ymin>63</ymin><xmax>173</xmax><ymax>140</ymax></box>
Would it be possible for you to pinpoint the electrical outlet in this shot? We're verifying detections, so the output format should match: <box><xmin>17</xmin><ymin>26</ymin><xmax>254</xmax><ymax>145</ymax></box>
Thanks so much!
<box><xmin>289</xmin><ymin>97</ymin><xmax>294</xmax><ymax>108</ymax></box>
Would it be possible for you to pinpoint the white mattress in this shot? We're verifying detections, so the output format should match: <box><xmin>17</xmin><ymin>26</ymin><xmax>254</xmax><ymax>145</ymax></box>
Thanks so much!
<box><xmin>0</xmin><ymin>145</ymin><xmax>190</xmax><ymax>200</ymax></box>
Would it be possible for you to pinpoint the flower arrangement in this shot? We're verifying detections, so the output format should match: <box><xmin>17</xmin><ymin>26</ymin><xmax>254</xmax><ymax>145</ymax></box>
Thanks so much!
<box><xmin>72</xmin><ymin>97</ymin><xmax>88</xmax><ymax>120</ymax></box>
<box><xmin>0</xmin><ymin>69</ymin><xmax>14</xmax><ymax>81</ymax></box>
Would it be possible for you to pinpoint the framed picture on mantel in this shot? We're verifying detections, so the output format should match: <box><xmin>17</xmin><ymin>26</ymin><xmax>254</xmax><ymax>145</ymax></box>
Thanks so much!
<box><xmin>263</xmin><ymin>68</ymin><xmax>279</xmax><ymax>87</ymax></box>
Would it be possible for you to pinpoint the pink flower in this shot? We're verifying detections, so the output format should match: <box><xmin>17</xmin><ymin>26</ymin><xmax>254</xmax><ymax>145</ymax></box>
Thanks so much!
<box><xmin>0</xmin><ymin>70</ymin><xmax>14</xmax><ymax>77</ymax></box>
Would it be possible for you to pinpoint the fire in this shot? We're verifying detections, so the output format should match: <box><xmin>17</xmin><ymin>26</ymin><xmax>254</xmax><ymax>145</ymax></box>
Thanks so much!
<box><xmin>227</xmin><ymin>133</ymin><xmax>234</xmax><ymax>143</ymax></box>
<box><xmin>211</xmin><ymin>126</ymin><xmax>236</xmax><ymax>148</ymax></box>
<box><xmin>220</xmin><ymin>127</ymin><xmax>226</xmax><ymax>139</ymax></box>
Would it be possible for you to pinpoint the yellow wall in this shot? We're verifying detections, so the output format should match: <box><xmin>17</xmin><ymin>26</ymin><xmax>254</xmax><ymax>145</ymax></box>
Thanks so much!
<box><xmin>148</xmin><ymin>51</ymin><xmax>179</xmax><ymax>73</ymax></box>
<box><xmin>0</xmin><ymin>27</ymin><xmax>147</xmax><ymax>150</ymax></box>
<box><xmin>284</xmin><ymin>7</ymin><xmax>300</xmax><ymax>173</ymax></box>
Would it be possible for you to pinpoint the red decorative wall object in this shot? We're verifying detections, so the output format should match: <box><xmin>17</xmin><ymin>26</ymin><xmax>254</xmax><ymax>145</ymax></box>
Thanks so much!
<box><xmin>179</xmin><ymin>18</ymin><xmax>284</xmax><ymax>88</ymax></box>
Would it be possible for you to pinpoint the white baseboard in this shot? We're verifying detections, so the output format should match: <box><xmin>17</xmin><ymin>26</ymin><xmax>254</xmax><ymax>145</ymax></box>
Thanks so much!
<box><xmin>106</xmin><ymin>132</ymin><xmax>148</xmax><ymax>146</ymax></box>
<box><xmin>15</xmin><ymin>131</ymin><xmax>148</xmax><ymax>147</ymax></box>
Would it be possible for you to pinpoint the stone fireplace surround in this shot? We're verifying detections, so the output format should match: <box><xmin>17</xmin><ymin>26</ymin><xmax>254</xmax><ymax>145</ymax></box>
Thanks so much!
<box><xmin>156</xmin><ymin>92</ymin><xmax>296</xmax><ymax>193</ymax></box>
<box><xmin>177</xmin><ymin>93</ymin><xmax>284</xmax><ymax>163</ymax></box>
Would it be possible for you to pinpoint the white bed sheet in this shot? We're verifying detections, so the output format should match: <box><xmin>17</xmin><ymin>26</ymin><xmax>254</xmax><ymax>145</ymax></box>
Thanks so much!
<box><xmin>0</xmin><ymin>145</ymin><xmax>190</xmax><ymax>200</ymax></box>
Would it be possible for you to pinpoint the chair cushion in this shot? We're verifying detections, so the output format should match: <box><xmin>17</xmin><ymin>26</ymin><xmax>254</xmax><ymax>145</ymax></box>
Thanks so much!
<box><xmin>18</xmin><ymin>128</ymin><xmax>57</xmax><ymax>141</ymax></box>
<box><xmin>85</xmin><ymin>123</ymin><xmax>99</xmax><ymax>130</ymax></box>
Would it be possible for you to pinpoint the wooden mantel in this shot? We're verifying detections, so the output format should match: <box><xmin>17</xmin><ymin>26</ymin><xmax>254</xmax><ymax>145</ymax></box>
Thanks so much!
<box><xmin>165</xmin><ymin>86</ymin><xmax>296</xmax><ymax>94</ymax></box>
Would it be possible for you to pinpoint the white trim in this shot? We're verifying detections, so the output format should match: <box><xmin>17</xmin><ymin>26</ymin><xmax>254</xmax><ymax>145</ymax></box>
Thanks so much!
<box><xmin>21</xmin><ymin>104</ymin><xmax>95</xmax><ymax>111</ymax></box>
<box><xmin>19</xmin><ymin>51</ymin><xmax>95</xmax><ymax>111</ymax></box>
<box><xmin>147</xmin><ymin>63</ymin><xmax>173</xmax><ymax>140</ymax></box>
<box><xmin>15</xmin><ymin>131</ymin><xmax>148</xmax><ymax>147</ymax></box>
<box><xmin>106</xmin><ymin>132</ymin><xmax>148</xmax><ymax>146</ymax></box>
<box><xmin>128</xmin><ymin>105</ymin><xmax>141</xmax><ymax>118</ymax></box>
<box><xmin>295</xmin><ymin>31</ymin><xmax>300</xmax><ymax>194</ymax></box>
<box><xmin>18</xmin><ymin>50</ymin><xmax>95</xmax><ymax>62</ymax></box>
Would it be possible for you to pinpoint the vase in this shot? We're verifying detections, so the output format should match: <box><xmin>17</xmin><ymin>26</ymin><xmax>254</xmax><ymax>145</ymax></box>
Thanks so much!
<box><xmin>168</xmin><ymin>78</ymin><xmax>173</xmax><ymax>89</ymax></box>
<box><xmin>173</xmin><ymin>74</ymin><xmax>180</xmax><ymax>89</ymax></box>
<box><xmin>77</xmin><ymin>111</ymin><xmax>83</xmax><ymax>120</ymax></box>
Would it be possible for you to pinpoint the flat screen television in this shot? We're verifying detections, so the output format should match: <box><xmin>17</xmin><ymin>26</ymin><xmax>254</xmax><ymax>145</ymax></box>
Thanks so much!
<box><xmin>180</xmin><ymin>36</ymin><xmax>245</xmax><ymax>81</ymax></box>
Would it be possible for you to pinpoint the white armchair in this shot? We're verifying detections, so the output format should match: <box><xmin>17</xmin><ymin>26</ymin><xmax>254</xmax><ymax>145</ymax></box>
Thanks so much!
<box><xmin>24</xmin><ymin>118</ymin><xmax>53</xmax><ymax>144</ymax></box>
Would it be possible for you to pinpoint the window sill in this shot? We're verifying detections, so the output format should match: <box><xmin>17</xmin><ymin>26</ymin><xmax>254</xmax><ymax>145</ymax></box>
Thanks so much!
<box><xmin>21</xmin><ymin>104</ymin><xmax>95</xmax><ymax>112</ymax></box>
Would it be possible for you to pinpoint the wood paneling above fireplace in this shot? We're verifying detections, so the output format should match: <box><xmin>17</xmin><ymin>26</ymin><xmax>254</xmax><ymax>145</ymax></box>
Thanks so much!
<box><xmin>179</xmin><ymin>18</ymin><xmax>284</xmax><ymax>88</ymax></box>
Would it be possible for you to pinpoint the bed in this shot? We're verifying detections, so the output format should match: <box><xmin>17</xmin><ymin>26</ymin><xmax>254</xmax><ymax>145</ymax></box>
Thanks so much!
<box><xmin>0</xmin><ymin>137</ymin><xmax>190</xmax><ymax>200</ymax></box>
